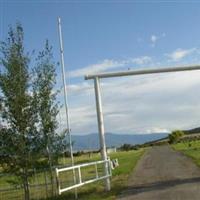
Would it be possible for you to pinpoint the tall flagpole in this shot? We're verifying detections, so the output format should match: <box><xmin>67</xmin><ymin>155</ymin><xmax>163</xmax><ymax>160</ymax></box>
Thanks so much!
<box><xmin>58</xmin><ymin>17</ymin><xmax>77</xmax><ymax>199</ymax></box>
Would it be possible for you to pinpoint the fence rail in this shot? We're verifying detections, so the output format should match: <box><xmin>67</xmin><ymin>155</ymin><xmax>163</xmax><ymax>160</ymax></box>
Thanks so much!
<box><xmin>55</xmin><ymin>159</ymin><xmax>112</xmax><ymax>195</ymax></box>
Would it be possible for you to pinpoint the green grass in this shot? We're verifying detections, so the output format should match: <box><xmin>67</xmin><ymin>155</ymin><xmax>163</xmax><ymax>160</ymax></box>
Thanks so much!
<box><xmin>172</xmin><ymin>140</ymin><xmax>200</xmax><ymax>167</ymax></box>
<box><xmin>49</xmin><ymin>149</ymin><xmax>145</xmax><ymax>200</ymax></box>
<box><xmin>0</xmin><ymin>149</ymin><xmax>145</xmax><ymax>200</ymax></box>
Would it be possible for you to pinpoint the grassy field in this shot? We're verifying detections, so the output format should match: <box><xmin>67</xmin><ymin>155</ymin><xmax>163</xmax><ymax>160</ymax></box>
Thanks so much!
<box><xmin>50</xmin><ymin>149</ymin><xmax>145</xmax><ymax>200</ymax></box>
<box><xmin>0</xmin><ymin>149</ymin><xmax>145</xmax><ymax>200</ymax></box>
<box><xmin>172</xmin><ymin>140</ymin><xmax>200</xmax><ymax>167</ymax></box>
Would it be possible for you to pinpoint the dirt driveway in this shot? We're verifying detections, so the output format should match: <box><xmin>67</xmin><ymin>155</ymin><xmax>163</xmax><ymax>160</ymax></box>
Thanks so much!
<box><xmin>117</xmin><ymin>145</ymin><xmax>200</xmax><ymax>200</ymax></box>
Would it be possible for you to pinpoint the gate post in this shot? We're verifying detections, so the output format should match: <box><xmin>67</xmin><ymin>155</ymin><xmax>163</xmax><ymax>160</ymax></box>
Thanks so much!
<box><xmin>94</xmin><ymin>77</ymin><xmax>111</xmax><ymax>191</ymax></box>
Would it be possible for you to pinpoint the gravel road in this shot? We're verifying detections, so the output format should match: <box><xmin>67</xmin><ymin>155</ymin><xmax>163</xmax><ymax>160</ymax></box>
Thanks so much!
<box><xmin>117</xmin><ymin>145</ymin><xmax>200</xmax><ymax>200</ymax></box>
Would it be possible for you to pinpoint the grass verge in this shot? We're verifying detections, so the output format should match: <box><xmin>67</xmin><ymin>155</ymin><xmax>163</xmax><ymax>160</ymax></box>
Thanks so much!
<box><xmin>172</xmin><ymin>140</ymin><xmax>200</xmax><ymax>167</ymax></box>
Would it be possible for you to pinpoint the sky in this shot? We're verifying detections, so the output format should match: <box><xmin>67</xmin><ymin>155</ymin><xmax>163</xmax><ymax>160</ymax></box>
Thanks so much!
<box><xmin>1</xmin><ymin>1</ymin><xmax>200</xmax><ymax>135</ymax></box>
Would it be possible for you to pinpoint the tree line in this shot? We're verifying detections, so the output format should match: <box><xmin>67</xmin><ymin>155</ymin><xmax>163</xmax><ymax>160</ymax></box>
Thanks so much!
<box><xmin>0</xmin><ymin>23</ymin><xmax>66</xmax><ymax>200</ymax></box>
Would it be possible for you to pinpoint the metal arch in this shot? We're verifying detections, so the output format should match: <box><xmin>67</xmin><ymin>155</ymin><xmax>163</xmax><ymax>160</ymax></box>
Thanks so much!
<box><xmin>85</xmin><ymin>64</ymin><xmax>200</xmax><ymax>191</ymax></box>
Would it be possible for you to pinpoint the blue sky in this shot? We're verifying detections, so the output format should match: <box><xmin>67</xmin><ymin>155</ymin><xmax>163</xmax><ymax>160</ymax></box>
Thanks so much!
<box><xmin>1</xmin><ymin>1</ymin><xmax>200</xmax><ymax>135</ymax></box>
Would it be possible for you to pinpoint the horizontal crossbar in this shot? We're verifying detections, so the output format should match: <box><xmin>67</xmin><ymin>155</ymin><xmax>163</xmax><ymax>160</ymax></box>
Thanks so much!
<box><xmin>56</xmin><ymin>159</ymin><xmax>109</xmax><ymax>172</ymax></box>
<box><xmin>85</xmin><ymin>65</ymin><xmax>200</xmax><ymax>80</ymax></box>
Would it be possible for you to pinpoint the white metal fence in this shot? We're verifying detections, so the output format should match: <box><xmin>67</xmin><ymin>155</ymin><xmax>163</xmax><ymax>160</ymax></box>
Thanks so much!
<box><xmin>55</xmin><ymin>159</ymin><xmax>112</xmax><ymax>195</ymax></box>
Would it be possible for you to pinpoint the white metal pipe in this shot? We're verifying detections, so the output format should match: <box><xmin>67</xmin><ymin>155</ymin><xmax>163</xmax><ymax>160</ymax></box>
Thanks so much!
<box><xmin>95</xmin><ymin>163</ymin><xmax>99</xmax><ymax>178</ymax></box>
<box><xmin>59</xmin><ymin>175</ymin><xmax>111</xmax><ymax>194</ymax></box>
<box><xmin>56</xmin><ymin>159</ymin><xmax>111</xmax><ymax>195</ymax></box>
<box><xmin>58</xmin><ymin>17</ymin><xmax>77</xmax><ymax>198</ymax></box>
<box><xmin>78</xmin><ymin>167</ymin><xmax>82</xmax><ymax>184</ymax></box>
<box><xmin>94</xmin><ymin>77</ymin><xmax>111</xmax><ymax>191</ymax></box>
<box><xmin>57</xmin><ymin>159</ymin><xmax>109</xmax><ymax>172</ymax></box>
<box><xmin>85</xmin><ymin>64</ymin><xmax>200</xmax><ymax>193</ymax></box>
<box><xmin>55</xmin><ymin>168</ymin><xmax>61</xmax><ymax>195</ymax></box>
<box><xmin>85</xmin><ymin>64</ymin><xmax>200</xmax><ymax>80</ymax></box>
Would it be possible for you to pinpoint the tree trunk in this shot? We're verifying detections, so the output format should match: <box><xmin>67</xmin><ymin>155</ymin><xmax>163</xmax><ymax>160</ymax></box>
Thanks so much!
<box><xmin>47</xmin><ymin>146</ymin><xmax>54</xmax><ymax>196</ymax></box>
<box><xmin>23</xmin><ymin>169</ymin><xmax>30</xmax><ymax>200</ymax></box>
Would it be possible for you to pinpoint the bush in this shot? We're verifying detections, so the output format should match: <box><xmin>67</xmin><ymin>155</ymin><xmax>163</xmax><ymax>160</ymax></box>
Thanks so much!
<box><xmin>119</xmin><ymin>144</ymin><xmax>140</xmax><ymax>151</ymax></box>
<box><xmin>121</xmin><ymin>144</ymin><xmax>134</xmax><ymax>151</ymax></box>
<box><xmin>169</xmin><ymin>130</ymin><xmax>184</xmax><ymax>144</ymax></box>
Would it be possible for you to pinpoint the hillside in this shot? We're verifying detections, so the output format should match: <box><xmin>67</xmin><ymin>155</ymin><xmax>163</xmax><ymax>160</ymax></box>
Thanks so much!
<box><xmin>144</xmin><ymin>127</ymin><xmax>200</xmax><ymax>146</ymax></box>
<box><xmin>184</xmin><ymin>127</ymin><xmax>200</xmax><ymax>134</ymax></box>
<box><xmin>72</xmin><ymin>133</ymin><xmax>168</xmax><ymax>151</ymax></box>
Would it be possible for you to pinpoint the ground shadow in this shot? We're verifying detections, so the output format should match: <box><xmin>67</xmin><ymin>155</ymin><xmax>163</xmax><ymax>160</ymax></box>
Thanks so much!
<box><xmin>118</xmin><ymin>177</ymin><xmax>200</xmax><ymax>198</ymax></box>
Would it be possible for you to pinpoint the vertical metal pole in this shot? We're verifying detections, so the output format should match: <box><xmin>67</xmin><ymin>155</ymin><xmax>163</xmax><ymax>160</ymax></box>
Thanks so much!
<box><xmin>55</xmin><ymin>168</ymin><xmax>61</xmax><ymax>195</ymax></box>
<box><xmin>94</xmin><ymin>77</ymin><xmax>111</xmax><ymax>191</ymax></box>
<box><xmin>95</xmin><ymin>163</ymin><xmax>99</xmax><ymax>179</ymax></box>
<box><xmin>58</xmin><ymin>17</ymin><xmax>77</xmax><ymax>199</ymax></box>
<box><xmin>78</xmin><ymin>167</ymin><xmax>82</xmax><ymax>184</ymax></box>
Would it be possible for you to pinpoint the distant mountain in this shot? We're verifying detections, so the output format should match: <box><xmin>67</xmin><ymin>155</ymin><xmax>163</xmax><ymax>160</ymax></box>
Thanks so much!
<box><xmin>71</xmin><ymin>132</ymin><xmax>169</xmax><ymax>151</ymax></box>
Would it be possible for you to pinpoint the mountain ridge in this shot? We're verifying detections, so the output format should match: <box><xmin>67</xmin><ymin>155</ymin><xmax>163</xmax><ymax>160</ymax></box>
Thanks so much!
<box><xmin>71</xmin><ymin>132</ymin><xmax>169</xmax><ymax>151</ymax></box>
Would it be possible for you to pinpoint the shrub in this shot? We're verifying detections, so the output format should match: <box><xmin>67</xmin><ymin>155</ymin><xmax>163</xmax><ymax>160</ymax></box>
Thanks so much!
<box><xmin>169</xmin><ymin>130</ymin><xmax>184</xmax><ymax>144</ymax></box>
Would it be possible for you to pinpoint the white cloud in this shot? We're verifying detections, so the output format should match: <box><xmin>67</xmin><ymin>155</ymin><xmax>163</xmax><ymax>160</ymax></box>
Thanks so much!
<box><xmin>57</xmin><ymin>46</ymin><xmax>200</xmax><ymax>135</ymax></box>
<box><xmin>131</xmin><ymin>56</ymin><xmax>152</xmax><ymax>65</ymax></box>
<box><xmin>146</xmin><ymin>128</ymin><xmax>170</xmax><ymax>134</ymax></box>
<box><xmin>69</xmin><ymin>59</ymin><xmax>124</xmax><ymax>78</ymax></box>
<box><xmin>167</xmin><ymin>48</ymin><xmax>196</xmax><ymax>62</ymax></box>
<box><xmin>69</xmin><ymin>56</ymin><xmax>152</xmax><ymax>78</ymax></box>
<box><xmin>151</xmin><ymin>35</ymin><xmax>157</xmax><ymax>43</ymax></box>
<box><xmin>68</xmin><ymin>82</ymin><xmax>92</xmax><ymax>93</ymax></box>
<box><xmin>58</xmin><ymin>70</ymin><xmax>200</xmax><ymax>135</ymax></box>
<box><xmin>150</xmin><ymin>33</ymin><xmax>166</xmax><ymax>47</ymax></box>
